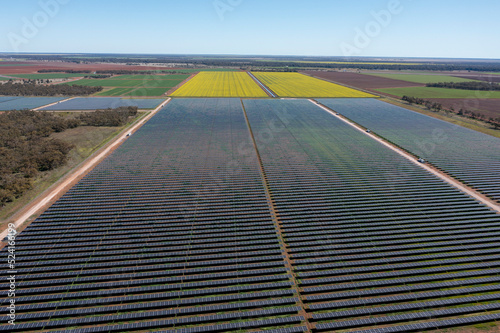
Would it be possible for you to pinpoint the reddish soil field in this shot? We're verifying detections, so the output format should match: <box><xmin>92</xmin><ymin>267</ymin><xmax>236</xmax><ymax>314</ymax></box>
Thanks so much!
<box><xmin>0</xmin><ymin>61</ymin><xmax>191</xmax><ymax>74</ymax></box>
<box><xmin>451</xmin><ymin>73</ymin><xmax>500</xmax><ymax>83</ymax></box>
<box><xmin>428</xmin><ymin>98</ymin><xmax>500</xmax><ymax>119</ymax></box>
<box><xmin>301</xmin><ymin>71</ymin><xmax>424</xmax><ymax>92</ymax></box>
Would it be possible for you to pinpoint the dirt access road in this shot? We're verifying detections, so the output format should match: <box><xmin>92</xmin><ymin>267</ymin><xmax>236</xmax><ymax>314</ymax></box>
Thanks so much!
<box><xmin>0</xmin><ymin>98</ymin><xmax>171</xmax><ymax>242</ymax></box>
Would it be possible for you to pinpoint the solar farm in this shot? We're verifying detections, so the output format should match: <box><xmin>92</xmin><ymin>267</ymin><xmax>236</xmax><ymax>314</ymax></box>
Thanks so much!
<box><xmin>0</xmin><ymin>96</ymin><xmax>67</xmax><ymax>110</ymax></box>
<box><xmin>319</xmin><ymin>98</ymin><xmax>500</xmax><ymax>203</ymax></box>
<box><xmin>2</xmin><ymin>93</ymin><xmax>500</xmax><ymax>333</ymax></box>
<box><xmin>39</xmin><ymin>97</ymin><xmax>167</xmax><ymax>110</ymax></box>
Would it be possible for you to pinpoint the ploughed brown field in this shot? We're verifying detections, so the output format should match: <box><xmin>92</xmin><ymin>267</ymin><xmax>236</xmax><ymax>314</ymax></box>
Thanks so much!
<box><xmin>301</xmin><ymin>71</ymin><xmax>423</xmax><ymax>92</ymax></box>
<box><xmin>428</xmin><ymin>98</ymin><xmax>500</xmax><ymax>119</ymax></box>
<box><xmin>0</xmin><ymin>61</ymin><xmax>186</xmax><ymax>74</ymax></box>
<box><xmin>451</xmin><ymin>74</ymin><xmax>500</xmax><ymax>83</ymax></box>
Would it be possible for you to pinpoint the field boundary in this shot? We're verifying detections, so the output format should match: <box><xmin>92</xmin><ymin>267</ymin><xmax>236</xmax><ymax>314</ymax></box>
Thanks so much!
<box><xmin>303</xmin><ymin>71</ymin><xmax>500</xmax><ymax>138</ymax></box>
<box><xmin>247</xmin><ymin>72</ymin><xmax>277</xmax><ymax>97</ymax></box>
<box><xmin>166</xmin><ymin>73</ymin><xmax>197</xmax><ymax>96</ymax></box>
<box><xmin>0</xmin><ymin>98</ymin><xmax>171</xmax><ymax>243</ymax></box>
<box><xmin>300</xmin><ymin>71</ymin><xmax>381</xmax><ymax>97</ymax></box>
<box><xmin>311</xmin><ymin>99</ymin><xmax>500</xmax><ymax>214</ymax></box>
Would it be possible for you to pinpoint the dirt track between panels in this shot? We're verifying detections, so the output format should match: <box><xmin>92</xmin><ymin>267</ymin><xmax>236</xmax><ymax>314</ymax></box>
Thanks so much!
<box><xmin>0</xmin><ymin>98</ymin><xmax>171</xmax><ymax>244</ymax></box>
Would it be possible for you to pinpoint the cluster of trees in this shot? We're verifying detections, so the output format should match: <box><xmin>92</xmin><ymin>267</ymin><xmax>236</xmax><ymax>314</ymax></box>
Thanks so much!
<box><xmin>24</xmin><ymin>79</ymin><xmax>52</xmax><ymax>85</ymax></box>
<box><xmin>0</xmin><ymin>107</ymin><xmax>140</xmax><ymax>206</ymax></box>
<box><xmin>0</xmin><ymin>81</ymin><xmax>102</xmax><ymax>96</ymax></box>
<box><xmin>426</xmin><ymin>81</ymin><xmax>500</xmax><ymax>91</ymax></box>
<box><xmin>249</xmin><ymin>68</ymin><xmax>298</xmax><ymax>72</ymax></box>
<box><xmin>0</xmin><ymin>110</ymin><xmax>77</xmax><ymax>205</ymax></box>
<box><xmin>84</xmin><ymin>74</ymin><xmax>112</xmax><ymax>79</ymax></box>
<box><xmin>456</xmin><ymin>109</ymin><xmax>500</xmax><ymax>129</ymax></box>
<box><xmin>402</xmin><ymin>96</ymin><xmax>443</xmax><ymax>111</ymax></box>
<box><xmin>80</xmin><ymin>106</ymin><xmax>138</xmax><ymax>127</ymax></box>
<box><xmin>402</xmin><ymin>96</ymin><xmax>500</xmax><ymax>129</ymax></box>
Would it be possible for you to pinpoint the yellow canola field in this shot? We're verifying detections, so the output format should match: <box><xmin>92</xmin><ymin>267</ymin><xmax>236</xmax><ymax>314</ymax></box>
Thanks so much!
<box><xmin>171</xmin><ymin>72</ymin><xmax>268</xmax><ymax>97</ymax></box>
<box><xmin>253</xmin><ymin>72</ymin><xmax>376</xmax><ymax>98</ymax></box>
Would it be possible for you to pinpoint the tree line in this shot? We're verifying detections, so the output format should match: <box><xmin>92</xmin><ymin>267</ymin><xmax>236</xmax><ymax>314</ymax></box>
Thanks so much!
<box><xmin>84</xmin><ymin>74</ymin><xmax>112</xmax><ymax>79</ymax></box>
<box><xmin>402</xmin><ymin>95</ymin><xmax>500</xmax><ymax>129</ymax></box>
<box><xmin>0</xmin><ymin>107</ymin><xmax>138</xmax><ymax>206</ymax></box>
<box><xmin>0</xmin><ymin>81</ymin><xmax>102</xmax><ymax>96</ymax></box>
<box><xmin>0</xmin><ymin>110</ymin><xmax>77</xmax><ymax>205</ymax></box>
<box><xmin>402</xmin><ymin>96</ymin><xmax>443</xmax><ymax>111</ymax></box>
<box><xmin>13</xmin><ymin>53</ymin><xmax>500</xmax><ymax>71</ymax></box>
<box><xmin>38</xmin><ymin>69</ymin><xmax>193</xmax><ymax>75</ymax></box>
<box><xmin>426</xmin><ymin>81</ymin><xmax>500</xmax><ymax>91</ymax></box>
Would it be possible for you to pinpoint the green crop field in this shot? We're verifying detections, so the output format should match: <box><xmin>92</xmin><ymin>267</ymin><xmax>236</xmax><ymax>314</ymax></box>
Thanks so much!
<box><xmin>123</xmin><ymin>87</ymin><xmax>170</xmax><ymax>97</ymax></box>
<box><xmin>66</xmin><ymin>79</ymin><xmax>145</xmax><ymax>87</ymax></box>
<box><xmin>368</xmin><ymin>73</ymin><xmax>479</xmax><ymax>84</ymax></box>
<box><xmin>142</xmin><ymin>79</ymin><xmax>186</xmax><ymax>87</ymax></box>
<box><xmin>115</xmin><ymin>74</ymin><xmax>189</xmax><ymax>80</ymax></box>
<box><xmin>95</xmin><ymin>87</ymin><xmax>137</xmax><ymax>96</ymax></box>
<box><xmin>62</xmin><ymin>74</ymin><xmax>189</xmax><ymax>96</ymax></box>
<box><xmin>376</xmin><ymin>86</ymin><xmax>500</xmax><ymax>98</ymax></box>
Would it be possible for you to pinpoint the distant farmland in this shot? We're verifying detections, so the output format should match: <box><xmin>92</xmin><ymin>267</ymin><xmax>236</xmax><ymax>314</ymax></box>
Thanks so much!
<box><xmin>301</xmin><ymin>71</ymin><xmax>423</xmax><ymax>90</ymax></box>
<box><xmin>368</xmin><ymin>73</ymin><xmax>480</xmax><ymax>84</ymax></box>
<box><xmin>376</xmin><ymin>86</ymin><xmax>500</xmax><ymax>98</ymax></box>
<box><xmin>253</xmin><ymin>72</ymin><xmax>376</xmax><ymax>98</ymax></box>
<box><xmin>65</xmin><ymin>74</ymin><xmax>190</xmax><ymax>97</ymax></box>
<box><xmin>170</xmin><ymin>72</ymin><xmax>269</xmax><ymax>97</ymax></box>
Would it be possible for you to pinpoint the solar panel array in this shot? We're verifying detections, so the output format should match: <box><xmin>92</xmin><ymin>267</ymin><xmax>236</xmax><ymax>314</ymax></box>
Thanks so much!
<box><xmin>39</xmin><ymin>97</ymin><xmax>167</xmax><ymax>110</ymax></box>
<box><xmin>2</xmin><ymin>97</ymin><xmax>500</xmax><ymax>332</ymax></box>
<box><xmin>243</xmin><ymin>99</ymin><xmax>500</xmax><ymax>332</ymax></box>
<box><xmin>0</xmin><ymin>98</ymin><xmax>304</xmax><ymax>333</ymax></box>
<box><xmin>319</xmin><ymin>98</ymin><xmax>500</xmax><ymax>203</ymax></box>
<box><xmin>0</xmin><ymin>96</ymin><xmax>67</xmax><ymax>110</ymax></box>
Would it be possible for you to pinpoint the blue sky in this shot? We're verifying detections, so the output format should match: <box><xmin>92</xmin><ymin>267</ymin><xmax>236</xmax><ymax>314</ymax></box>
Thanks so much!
<box><xmin>1</xmin><ymin>0</ymin><xmax>499</xmax><ymax>59</ymax></box>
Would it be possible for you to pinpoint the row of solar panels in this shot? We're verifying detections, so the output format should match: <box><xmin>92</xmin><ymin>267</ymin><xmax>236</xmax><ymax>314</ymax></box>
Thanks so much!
<box><xmin>0</xmin><ymin>99</ymin><xmax>305</xmax><ymax>333</ymax></box>
<box><xmin>242</xmin><ymin>99</ymin><xmax>500</xmax><ymax>332</ymax></box>
<box><xmin>5</xmin><ymin>98</ymin><xmax>499</xmax><ymax>333</ymax></box>
<box><xmin>1</xmin><ymin>307</ymin><xmax>303</xmax><ymax>332</ymax></box>
<box><xmin>318</xmin><ymin>98</ymin><xmax>500</xmax><ymax>203</ymax></box>
<box><xmin>2</xmin><ymin>298</ymin><xmax>300</xmax><ymax>324</ymax></box>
